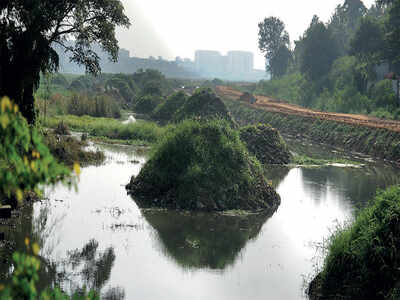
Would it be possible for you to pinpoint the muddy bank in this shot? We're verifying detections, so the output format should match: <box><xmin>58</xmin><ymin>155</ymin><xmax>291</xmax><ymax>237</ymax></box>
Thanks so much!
<box><xmin>224</xmin><ymin>99</ymin><xmax>400</xmax><ymax>164</ymax></box>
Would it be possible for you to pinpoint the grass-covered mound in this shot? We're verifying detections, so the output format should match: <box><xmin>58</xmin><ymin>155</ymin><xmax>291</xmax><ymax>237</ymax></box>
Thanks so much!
<box><xmin>173</xmin><ymin>89</ymin><xmax>235</xmax><ymax>125</ymax></box>
<box><xmin>308</xmin><ymin>186</ymin><xmax>400</xmax><ymax>300</ymax></box>
<box><xmin>239</xmin><ymin>124</ymin><xmax>291</xmax><ymax>165</ymax></box>
<box><xmin>152</xmin><ymin>91</ymin><xmax>187</xmax><ymax>123</ymax></box>
<box><xmin>126</xmin><ymin>120</ymin><xmax>280</xmax><ymax>212</ymax></box>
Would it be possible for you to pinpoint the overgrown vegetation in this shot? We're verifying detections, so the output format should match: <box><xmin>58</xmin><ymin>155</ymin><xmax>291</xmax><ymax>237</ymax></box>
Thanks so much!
<box><xmin>173</xmin><ymin>89</ymin><xmax>235</xmax><ymax>125</ymax></box>
<box><xmin>44</xmin><ymin>131</ymin><xmax>105</xmax><ymax>166</ymax></box>
<box><xmin>257</xmin><ymin>0</ymin><xmax>400</xmax><ymax>118</ymax></box>
<box><xmin>127</xmin><ymin>120</ymin><xmax>280</xmax><ymax>212</ymax></box>
<box><xmin>224</xmin><ymin>98</ymin><xmax>400</xmax><ymax>163</ymax></box>
<box><xmin>239</xmin><ymin>124</ymin><xmax>291</xmax><ymax>165</ymax></box>
<box><xmin>309</xmin><ymin>186</ymin><xmax>400</xmax><ymax>299</ymax></box>
<box><xmin>0</xmin><ymin>97</ymin><xmax>71</xmax><ymax>207</ymax></box>
<box><xmin>42</xmin><ymin>115</ymin><xmax>168</xmax><ymax>145</ymax></box>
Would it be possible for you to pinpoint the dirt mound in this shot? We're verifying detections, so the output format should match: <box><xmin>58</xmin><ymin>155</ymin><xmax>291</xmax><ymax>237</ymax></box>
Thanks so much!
<box><xmin>173</xmin><ymin>88</ymin><xmax>235</xmax><ymax>125</ymax></box>
<box><xmin>240</xmin><ymin>124</ymin><xmax>291</xmax><ymax>165</ymax></box>
<box><xmin>126</xmin><ymin>120</ymin><xmax>280</xmax><ymax>212</ymax></box>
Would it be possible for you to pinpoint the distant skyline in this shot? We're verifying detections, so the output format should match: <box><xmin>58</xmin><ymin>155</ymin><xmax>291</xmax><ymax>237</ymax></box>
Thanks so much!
<box><xmin>116</xmin><ymin>0</ymin><xmax>376</xmax><ymax>70</ymax></box>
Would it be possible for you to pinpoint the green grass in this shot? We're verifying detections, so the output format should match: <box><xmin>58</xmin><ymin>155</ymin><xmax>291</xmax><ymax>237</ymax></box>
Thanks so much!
<box><xmin>42</xmin><ymin>115</ymin><xmax>170</xmax><ymax>145</ymax></box>
<box><xmin>311</xmin><ymin>186</ymin><xmax>400</xmax><ymax>299</ymax></box>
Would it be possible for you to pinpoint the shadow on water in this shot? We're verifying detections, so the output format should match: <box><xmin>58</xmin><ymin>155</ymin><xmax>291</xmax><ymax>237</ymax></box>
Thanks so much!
<box><xmin>141</xmin><ymin>209</ymin><xmax>274</xmax><ymax>271</ymax></box>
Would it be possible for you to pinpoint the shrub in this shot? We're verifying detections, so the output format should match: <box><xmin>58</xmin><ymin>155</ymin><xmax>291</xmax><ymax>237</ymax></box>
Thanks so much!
<box><xmin>134</xmin><ymin>95</ymin><xmax>164</xmax><ymax>115</ymax></box>
<box><xmin>127</xmin><ymin>119</ymin><xmax>280</xmax><ymax>211</ymax></box>
<box><xmin>152</xmin><ymin>91</ymin><xmax>187</xmax><ymax>122</ymax></box>
<box><xmin>0</xmin><ymin>97</ymin><xmax>71</xmax><ymax>206</ymax></box>
<box><xmin>311</xmin><ymin>186</ymin><xmax>400</xmax><ymax>299</ymax></box>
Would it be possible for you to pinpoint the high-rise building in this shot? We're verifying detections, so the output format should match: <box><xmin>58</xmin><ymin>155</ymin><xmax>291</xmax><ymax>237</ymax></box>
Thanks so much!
<box><xmin>227</xmin><ymin>51</ymin><xmax>253</xmax><ymax>74</ymax></box>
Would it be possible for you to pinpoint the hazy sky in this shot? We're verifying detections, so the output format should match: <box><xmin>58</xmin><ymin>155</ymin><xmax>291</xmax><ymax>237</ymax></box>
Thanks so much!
<box><xmin>117</xmin><ymin>0</ymin><xmax>376</xmax><ymax>70</ymax></box>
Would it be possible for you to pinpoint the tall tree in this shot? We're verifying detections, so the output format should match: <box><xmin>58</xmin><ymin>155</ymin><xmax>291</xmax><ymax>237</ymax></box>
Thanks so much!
<box><xmin>385</xmin><ymin>0</ymin><xmax>400</xmax><ymax>69</ymax></box>
<box><xmin>300</xmin><ymin>16</ymin><xmax>340</xmax><ymax>81</ymax></box>
<box><xmin>0</xmin><ymin>1</ymin><xmax>130</xmax><ymax>124</ymax></box>
<box><xmin>258</xmin><ymin>17</ymin><xmax>291</xmax><ymax>78</ymax></box>
<box><xmin>329</xmin><ymin>0</ymin><xmax>367</xmax><ymax>54</ymax></box>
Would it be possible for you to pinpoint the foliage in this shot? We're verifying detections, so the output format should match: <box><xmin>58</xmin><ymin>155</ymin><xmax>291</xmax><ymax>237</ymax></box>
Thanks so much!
<box><xmin>173</xmin><ymin>89</ymin><xmax>235</xmax><ymax>125</ymax></box>
<box><xmin>223</xmin><ymin>98</ymin><xmax>400</xmax><ymax>163</ymax></box>
<box><xmin>134</xmin><ymin>95</ymin><xmax>163</xmax><ymax>115</ymax></box>
<box><xmin>152</xmin><ymin>91</ymin><xmax>188</xmax><ymax>123</ymax></box>
<box><xmin>255</xmin><ymin>73</ymin><xmax>305</xmax><ymax>105</ymax></box>
<box><xmin>42</xmin><ymin>115</ymin><xmax>168</xmax><ymax>145</ymax></box>
<box><xmin>329</xmin><ymin>0</ymin><xmax>367</xmax><ymax>54</ymax></box>
<box><xmin>0</xmin><ymin>0</ymin><xmax>130</xmax><ymax>124</ymax></box>
<box><xmin>385</xmin><ymin>0</ymin><xmax>400</xmax><ymax>65</ymax></box>
<box><xmin>0</xmin><ymin>97</ymin><xmax>71</xmax><ymax>205</ymax></box>
<box><xmin>67</xmin><ymin>93</ymin><xmax>121</xmax><ymax>118</ymax></box>
<box><xmin>258</xmin><ymin>17</ymin><xmax>291</xmax><ymax>78</ymax></box>
<box><xmin>313</xmin><ymin>186</ymin><xmax>400</xmax><ymax>299</ymax></box>
<box><xmin>239</xmin><ymin>124</ymin><xmax>291</xmax><ymax>165</ymax></box>
<box><xmin>300</xmin><ymin>16</ymin><xmax>340</xmax><ymax>81</ymax></box>
<box><xmin>127</xmin><ymin>119</ymin><xmax>280</xmax><ymax>211</ymax></box>
<box><xmin>44</xmin><ymin>131</ymin><xmax>105</xmax><ymax>166</ymax></box>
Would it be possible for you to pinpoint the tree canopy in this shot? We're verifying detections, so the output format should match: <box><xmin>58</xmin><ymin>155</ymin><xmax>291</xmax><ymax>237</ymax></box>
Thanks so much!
<box><xmin>258</xmin><ymin>17</ymin><xmax>291</xmax><ymax>78</ymax></box>
<box><xmin>300</xmin><ymin>16</ymin><xmax>340</xmax><ymax>81</ymax></box>
<box><xmin>0</xmin><ymin>0</ymin><xmax>130</xmax><ymax>123</ymax></box>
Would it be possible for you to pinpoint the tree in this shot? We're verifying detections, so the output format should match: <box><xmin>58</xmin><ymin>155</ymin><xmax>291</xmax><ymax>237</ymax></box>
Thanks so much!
<box><xmin>385</xmin><ymin>0</ymin><xmax>400</xmax><ymax>68</ymax></box>
<box><xmin>0</xmin><ymin>1</ymin><xmax>130</xmax><ymax>124</ymax></box>
<box><xmin>329</xmin><ymin>0</ymin><xmax>367</xmax><ymax>54</ymax></box>
<box><xmin>258</xmin><ymin>17</ymin><xmax>290</xmax><ymax>78</ymax></box>
<box><xmin>269</xmin><ymin>45</ymin><xmax>292</xmax><ymax>78</ymax></box>
<box><xmin>300</xmin><ymin>16</ymin><xmax>340</xmax><ymax>81</ymax></box>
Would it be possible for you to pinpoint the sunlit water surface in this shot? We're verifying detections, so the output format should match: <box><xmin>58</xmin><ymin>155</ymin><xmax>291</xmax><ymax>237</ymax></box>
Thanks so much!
<box><xmin>11</xmin><ymin>141</ymin><xmax>400</xmax><ymax>299</ymax></box>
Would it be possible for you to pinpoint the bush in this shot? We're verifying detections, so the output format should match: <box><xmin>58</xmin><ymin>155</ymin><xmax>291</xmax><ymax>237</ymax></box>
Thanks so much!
<box><xmin>0</xmin><ymin>97</ymin><xmax>71</xmax><ymax>206</ymax></box>
<box><xmin>310</xmin><ymin>186</ymin><xmax>400</xmax><ymax>299</ymax></box>
<box><xmin>152</xmin><ymin>91</ymin><xmax>187</xmax><ymax>122</ymax></box>
<box><xmin>134</xmin><ymin>95</ymin><xmax>163</xmax><ymax>114</ymax></box>
<box><xmin>127</xmin><ymin>119</ymin><xmax>280</xmax><ymax>211</ymax></box>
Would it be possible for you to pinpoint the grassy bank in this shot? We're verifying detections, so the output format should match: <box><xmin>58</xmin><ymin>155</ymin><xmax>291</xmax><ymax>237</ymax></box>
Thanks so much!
<box><xmin>223</xmin><ymin>99</ymin><xmax>400</xmax><ymax>163</ymax></box>
<box><xmin>309</xmin><ymin>186</ymin><xmax>400</xmax><ymax>300</ymax></box>
<box><xmin>41</xmin><ymin>115</ymin><xmax>169</xmax><ymax>145</ymax></box>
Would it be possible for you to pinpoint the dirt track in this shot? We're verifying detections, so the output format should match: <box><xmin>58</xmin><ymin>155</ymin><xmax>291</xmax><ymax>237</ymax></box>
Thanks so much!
<box><xmin>216</xmin><ymin>86</ymin><xmax>400</xmax><ymax>132</ymax></box>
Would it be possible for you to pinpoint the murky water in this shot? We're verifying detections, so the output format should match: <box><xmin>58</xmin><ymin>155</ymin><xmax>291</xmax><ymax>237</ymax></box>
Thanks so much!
<box><xmin>3</xmin><ymin>140</ymin><xmax>400</xmax><ymax>299</ymax></box>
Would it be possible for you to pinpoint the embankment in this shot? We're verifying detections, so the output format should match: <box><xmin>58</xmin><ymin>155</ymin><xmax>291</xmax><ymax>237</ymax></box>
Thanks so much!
<box><xmin>223</xmin><ymin>99</ymin><xmax>400</xmax><ymax>164</ymax></box>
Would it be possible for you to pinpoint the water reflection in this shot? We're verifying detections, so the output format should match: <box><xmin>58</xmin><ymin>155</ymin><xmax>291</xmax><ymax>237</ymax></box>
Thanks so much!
<box><xmin>143</xmin><ymin>209</ymin><xmax>273</xmax><ymax>270</ymax></box>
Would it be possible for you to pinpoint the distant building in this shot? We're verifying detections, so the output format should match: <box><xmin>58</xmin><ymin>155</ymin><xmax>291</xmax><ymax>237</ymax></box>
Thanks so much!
<box><xmin>227</xmin><ymin>51</ymin><xmax>253</xmax><ymax>74</ymax></box>
<box><xmin>193</xmin><ymin>49</ymin><xmax>265</xmax><ymax>81</ymax></box>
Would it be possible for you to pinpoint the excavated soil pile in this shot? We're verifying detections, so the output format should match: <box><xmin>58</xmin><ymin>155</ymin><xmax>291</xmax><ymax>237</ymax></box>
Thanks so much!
<box><xmin>240</xmin><ymin>124</ymin><xmax>291</xmax><ymax>165</ymax></box>
<box><xmin>126</xmin><ymin>120</ymin><xmax>280</xmax><ymax>212</ymax></box>
<box><xmin>173</xmin><ymin>88</ymin><xmax>235</xmax><ymax>126</ymax></box>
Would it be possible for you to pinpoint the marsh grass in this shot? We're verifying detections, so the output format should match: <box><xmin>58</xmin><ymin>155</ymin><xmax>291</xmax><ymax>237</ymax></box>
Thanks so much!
<box><xmin>311</xmin><ymin>186</ymin><xmax>400</xmax><ymax>299</ymax></box>
<box><xmin>42</xmin><ymin>115</ymin><xmax>169</xmax><ymax>145</ymax></box>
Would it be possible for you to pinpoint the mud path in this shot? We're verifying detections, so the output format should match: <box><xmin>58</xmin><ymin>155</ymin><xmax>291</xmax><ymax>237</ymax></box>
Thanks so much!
<box><xmin>216</xmin><ymin>86</ymin><xmax>400</xmax><ymax>132</ymax></box>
